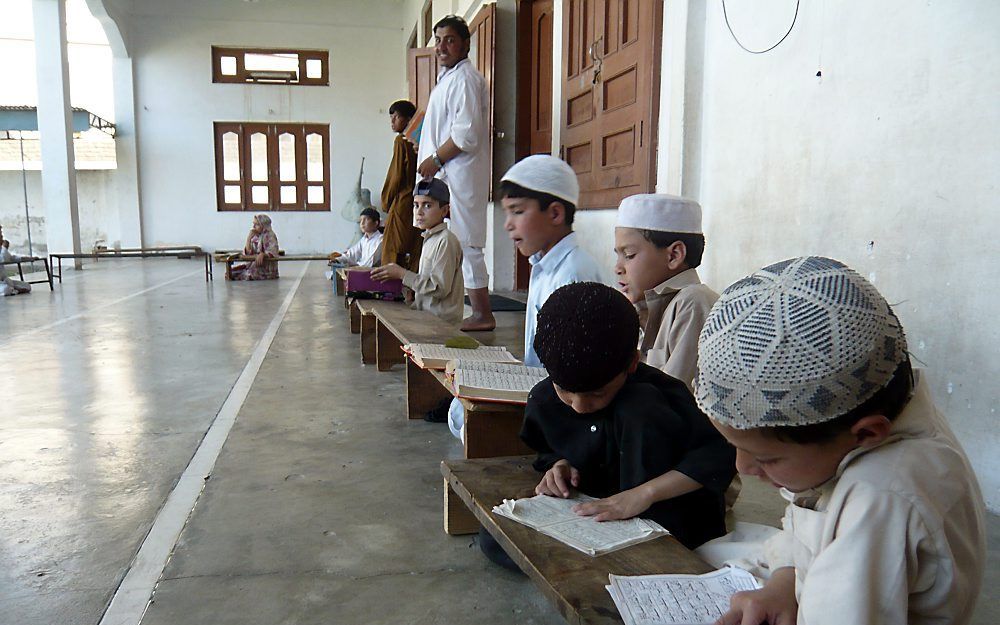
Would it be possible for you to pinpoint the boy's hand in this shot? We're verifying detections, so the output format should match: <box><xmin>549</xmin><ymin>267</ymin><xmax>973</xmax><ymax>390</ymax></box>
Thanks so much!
<box><xmin>535</xmin><ymin>460</ymin><xmax>580</xmax><ymax>498</ymax></box>
<box><xmin>571</xmin><ymin>486</ymin><xmax>651</xmax><ymax>521</ymax></box>
<box><xmin>371</xmin><ymin>264</ymin><xmax>404</xmax><ymax>281</ymax></box>
<box><xmin>329</xmin><ymin>251</ymin><xmax>342</xmax><ymax>260</ymax></box>
<box><xmin>717</xmin><ymin>567</ymin><xmax>797</xmax><ymax>625</ymax></box>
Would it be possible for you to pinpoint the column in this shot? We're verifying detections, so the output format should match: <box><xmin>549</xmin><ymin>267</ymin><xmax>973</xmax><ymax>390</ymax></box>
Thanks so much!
<box><xmin>32</xmin><ymin>0</ymin><xmax>82</xmax><ymax>266</ymax></box>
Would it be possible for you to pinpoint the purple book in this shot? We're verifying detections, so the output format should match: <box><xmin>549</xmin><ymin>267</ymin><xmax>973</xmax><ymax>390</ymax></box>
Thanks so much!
<box><xmin>345</xmin><ymin>268</ymin><xmax>404</xmax><ymax>301</ymax></box>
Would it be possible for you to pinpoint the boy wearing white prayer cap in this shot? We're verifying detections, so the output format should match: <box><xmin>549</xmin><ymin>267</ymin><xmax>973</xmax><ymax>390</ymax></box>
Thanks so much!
<box><xmin>443</xmin><ymin>154</ymin><xmax>604</xmax><ymax>440</ymax></box>
<box><xmin>698</xmin><ymin>257</ymin><xmax>985</xmax><ymax>625</ymax></box>
<box><xmin>614</xmin><ymin>194</ymin><xmax>718</xmax><ymax>391</ymax></box>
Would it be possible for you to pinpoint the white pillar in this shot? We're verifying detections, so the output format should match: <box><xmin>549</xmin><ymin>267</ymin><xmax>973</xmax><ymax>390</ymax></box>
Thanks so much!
<box><xmin>32</xmin><ymin>0</ymin><xmax>82</xmax><ymax>266</ymax></box>
<box><xmin>112</xmin><ymin>56</ymin><xmax>144</xmax><ymax>247</ymax></box>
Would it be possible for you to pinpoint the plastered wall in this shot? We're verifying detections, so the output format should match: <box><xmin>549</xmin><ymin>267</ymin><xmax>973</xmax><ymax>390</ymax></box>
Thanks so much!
<box><xmin>127</xmin><ymin>0</ymin><xmax>408</xmax><ymax>253</ymax></box>
<box><xmin>691</xmin><ymin>0</ymin><xmax>1000</xmax><ymax>509</ymax></box>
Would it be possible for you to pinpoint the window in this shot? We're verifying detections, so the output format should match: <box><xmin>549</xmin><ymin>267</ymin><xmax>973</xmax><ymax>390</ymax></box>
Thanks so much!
<box><xmin>211</xmin><ymin>46</ymin><xmax>329</xmax><ymax>85</ymax></box>
<box><xmin>214</xmin><ymin>122</ymin><xmax>330</xmax><ymax>212</ymax></box>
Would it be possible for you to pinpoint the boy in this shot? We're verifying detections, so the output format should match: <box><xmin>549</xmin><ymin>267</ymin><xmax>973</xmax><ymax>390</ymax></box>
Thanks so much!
<box><xmin>0</xmin><ymin>224</ymin><xmax>31</xmax><ymax>296</ymax></box>
<box><xmin>329</xmin><ymin>208</ymin><xmax>384</xmax><ymax>268</ymax></box>
<box><xmin>696</xmin><ymin>257</ymin><xmax>985</xmax><ymax>625</ymax></box>
<box><xmin>380</xmin><ymin>99</ymin><xmax>422</xmax><ymax>271</ymax></box>
<box><xmin>440</xmin><ymin>154</ymin><xmax>603</xmax><ymax>434</ymax></box>
<box><xmin>371</xmin><ymin>178</ymin><xmax>464</xmax><ymax>326</ymax></box>
<box><xmin>501</xmin><ymin>154</ymin><xmax>605</xmax><ymax>366</ymax></box>
<box><xmin>614</xmin><ymin>194</ymin><xmax>717</xmax><ymax>392</ymax></box>
<box><xmin>520</xmin><ymin>282</ymin><xmax>735</xmax><ymax>549</ymax></box>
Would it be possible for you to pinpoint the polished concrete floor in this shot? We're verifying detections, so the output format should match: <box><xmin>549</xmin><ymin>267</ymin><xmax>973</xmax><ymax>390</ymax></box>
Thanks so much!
<box><xmin>0</xmin><ymin>259</ymin><xmax>996</xmax><ymax>624</ymax></box>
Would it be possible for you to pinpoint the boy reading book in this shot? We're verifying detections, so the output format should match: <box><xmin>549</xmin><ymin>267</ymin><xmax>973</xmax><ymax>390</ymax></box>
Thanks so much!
<box><xmin>476</xmin><ymin>282</ymin><xmax>735</xmax><ymax>570</ymax></box>
<box><xmin>371</xmin><ymin>178</ymin><xmax>464</xmax><ymax>325</ymax></box>
<box><xmin>697</xmin><ymin>257</ymin><xmax>986</xmax><ymax>625</ymax></box>
<box><xmin>614</xmin><ymin>194</ymin><xmax>717</xmax><ymax>392</ymax></box>
<box><xmin>329</xmin><ymin>208</ymin><xmax>383</xmax><ymax>268</ymax></box>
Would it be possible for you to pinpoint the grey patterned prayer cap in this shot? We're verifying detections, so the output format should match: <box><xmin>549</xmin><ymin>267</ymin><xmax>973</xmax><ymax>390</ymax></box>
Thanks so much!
<box><xmin>695</xmin><ymin>257</ymin><xmax>907</xmax><ymax>429</ymax></box>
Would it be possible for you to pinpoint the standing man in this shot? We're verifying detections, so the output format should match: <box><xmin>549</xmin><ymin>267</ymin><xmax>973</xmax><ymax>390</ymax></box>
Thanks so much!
<box><xmin>416</xmin><ymin>14</ymin><xmax>496</xmax><ymax>331</ymax></box>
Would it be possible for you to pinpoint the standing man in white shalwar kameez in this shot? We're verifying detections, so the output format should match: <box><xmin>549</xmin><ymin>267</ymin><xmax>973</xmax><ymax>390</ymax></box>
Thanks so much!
<box><xmin>416</xmin><ymin>14</ymin><xmax>496</xmax><ymax>331</ymax></box>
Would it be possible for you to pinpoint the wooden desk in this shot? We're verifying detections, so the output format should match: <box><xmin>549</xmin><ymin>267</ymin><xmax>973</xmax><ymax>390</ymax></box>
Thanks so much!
<box><xmin>441</xmin><ymin>457</ymin><xmax>712</xmax><ymax>624</ymax></box>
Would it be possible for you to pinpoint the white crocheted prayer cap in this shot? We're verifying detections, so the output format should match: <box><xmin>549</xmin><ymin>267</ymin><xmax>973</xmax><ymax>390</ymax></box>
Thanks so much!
<box><xmin>695</xmin><ymin>257</ymin><xmax>908</xmax><ymax>429</ymax></box>
<box><xmin>501</xmin><ymin>155</ymin><xmax>580</xmax><ymax>205</ymax></box>
<box><xmin>617</xmin><ymin>194</ymin><xmax>702</xmax><ymax>234</ymax></box>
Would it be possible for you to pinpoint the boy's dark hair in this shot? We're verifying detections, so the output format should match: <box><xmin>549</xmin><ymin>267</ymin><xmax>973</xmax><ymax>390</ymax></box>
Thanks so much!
<box><xmin>640</xmin><ymin>230</ymin><xmax>705</xmax><ymax>268</ymax></box>
<box><xmin>359</xmin><ymin>208</ymin><xmax>380</xmax><ymax>222</ymax></box>
<box><xmin>434</xmin><ymin>15</ymin><xmax>471</xmax><ymax>40</ymax></box>
<box><xmin>534</xmin><ymin>282</ymin><xmax>639</xmax><ymax>393</ymax></box>
<box><xmin>389</xmin><ymin>99</ymin><xmax>416</xmax><ymax>119</ymax></box>
<box><xmin>498</xmin><ymin>180</ymin><xmax>576</xmax><ymax>226</ymax></box>
<box><xmin>766</xmin><ymin>359</ymin><xmax>914</xmax><ymax>444</ymax></box>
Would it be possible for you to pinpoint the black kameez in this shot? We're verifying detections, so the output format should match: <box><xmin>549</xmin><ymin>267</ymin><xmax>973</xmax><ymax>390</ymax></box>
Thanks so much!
<box><xmin>520</xmin><ymin>363</ymin><xmax>736</xmax><ymax>549</ymax></box>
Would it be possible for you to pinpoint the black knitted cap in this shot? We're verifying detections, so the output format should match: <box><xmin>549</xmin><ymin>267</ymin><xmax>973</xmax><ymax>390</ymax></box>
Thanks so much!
<box><xmin>533</xmin><ymin>282</ymin><xmax>640</xmax><ymax>392</ymax></box>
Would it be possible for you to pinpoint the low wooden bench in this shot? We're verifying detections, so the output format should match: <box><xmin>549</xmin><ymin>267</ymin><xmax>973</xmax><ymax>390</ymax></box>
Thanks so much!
<box><xmin>1</xmin><ymin>257</ymin><xmax>54</xmax><ymax>291</ymax></box>
<box><xmin>442</xmin><ymin>456</ymin><xmax>713</xmax><ymax>623</ymax></box>
<box><xmin>221</xmin><ymin>254</ymin><xmax>330</xmax><ymax>281</ymax></box>
<box><xmin>50</xmin><ymin>247</ymin><xmax>212</xmax><ymax>283</ymax></box>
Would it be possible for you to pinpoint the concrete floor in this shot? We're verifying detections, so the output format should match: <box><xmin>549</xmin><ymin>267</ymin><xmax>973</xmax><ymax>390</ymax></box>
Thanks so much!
<box><xmin>0</xmin><ymin>259</ymin><xmax>996</xmax><ymax>624</ymax></box>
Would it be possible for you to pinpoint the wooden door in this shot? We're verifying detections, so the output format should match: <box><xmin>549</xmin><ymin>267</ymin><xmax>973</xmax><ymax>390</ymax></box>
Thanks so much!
<box><xmin>561</xmin><ymin>0</ymin><xmax>662</xmax><ymax>209</ymax></box>
<box><xmin>469</xmin><ymin>3</ymin><xmax>497</xmax><ymax>192</ymax></box>
<box><xmin>529</xmin><ymin>0</ymin><xmax>555</xmax><ymax>156</ymax></box>
<box><xmin>407</xmin><ymin>46</ymin><xmax>438</xmax><ymax>114</ymax></box>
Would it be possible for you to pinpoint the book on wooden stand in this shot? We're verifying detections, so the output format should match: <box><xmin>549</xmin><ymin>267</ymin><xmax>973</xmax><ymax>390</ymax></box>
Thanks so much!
<box><xmin>445</xmin><ymin>360</ymin><xmax>547</xmax><ymax>404</ymax></box>
<box><xmin>402</xmin><ymin>343</ymin><xmax>519</xmax><ymax>370</ymax></box>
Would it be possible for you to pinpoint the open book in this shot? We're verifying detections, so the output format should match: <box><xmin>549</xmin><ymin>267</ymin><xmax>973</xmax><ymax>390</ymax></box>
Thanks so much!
<box><xmin>446</xmin><ymin>360</ymin><xmax>548</xmax><ymax>404</ymax></box>
<box><xmin>403</xmin><ymin>343</ymin><xmax>519</xmax><ymax>370</ymax></box>
<box><xmin>492</xmin><ymin>493</ymin><xmax>669</xmax><ymax>556</ymax></box>
<box><xmin>606</xmin><ymin>567</ymin><xmax>761</xmax><ymax>625</ymax></box>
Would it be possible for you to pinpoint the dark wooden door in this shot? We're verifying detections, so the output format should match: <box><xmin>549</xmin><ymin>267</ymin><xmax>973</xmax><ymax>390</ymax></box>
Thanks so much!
<box><xmin>561</xmin><ymin>0</ymin><xmax>662</xmax><ymax>209</ymax></box>
<box><xmin>529</xmin><ymin>0</ymin><xmax>555</xmax><ymax>156</ymax></box>
<box><xmin>407</xmin><ymin>46</ymin><xmax>438</xmax><ymax>114</ymax></box>
<box><xmin>469</xmin><ymin>3</ymin><xmax>496</xmax><ymax>193</ymax></box>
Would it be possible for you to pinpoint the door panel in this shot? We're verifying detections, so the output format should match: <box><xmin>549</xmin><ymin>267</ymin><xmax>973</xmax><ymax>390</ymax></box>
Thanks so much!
<box><xmin>529</xmin><ymin>0</ymin><xmax>554</xmax><ymax>155</ymax></box>
<box><xmin>407</xmin><ymin>46</ymin><xmax>438</xmax><ymax>114</ymax></box>
<box><xmin>561</xmin><ymin>0</ymin><xmax>662</xmax><ymax>209</ymax></box>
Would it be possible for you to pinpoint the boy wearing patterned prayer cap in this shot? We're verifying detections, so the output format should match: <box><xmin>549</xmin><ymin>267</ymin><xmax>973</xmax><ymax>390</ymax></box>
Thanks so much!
<box><xmin>614</xmin><ymin>194</ymin><xmax>717</xmax><ymax>392</ymax></box>
<box><xmin>696</xmin><ymin>257</ymin><xmax>985</xmax><ymax>625</ymax></box>
<box><xmin>518</xmin><ymin>282</ymin><xmax>736</xmax><ymax>549</ymax></box>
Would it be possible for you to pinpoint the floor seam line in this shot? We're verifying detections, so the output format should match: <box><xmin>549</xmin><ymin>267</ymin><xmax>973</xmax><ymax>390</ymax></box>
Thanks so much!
<box><xmin>96</xmin><ymin>262</ymin><xmax>310</xmax><ymax>625</ymax></box>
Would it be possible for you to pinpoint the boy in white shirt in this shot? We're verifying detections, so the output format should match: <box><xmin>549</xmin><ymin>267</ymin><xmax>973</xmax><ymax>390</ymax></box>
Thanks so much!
<box><xmin>0</xmin><ymin>224</ymin><xmax>31</xmax><ymax>296</ymax></box>
<box><xmin>441</xmin><ymin>154</ymin><xmax>604</xmax><ymax>436</ymax></box>
<box><xmin>696</xmin><ymin>257</ymin><xmax>986</xmax><ymax>625</ymax></box>
<box><xmin>329</xmin><ymin>208</ymin><xmax>384</xmax><ymax>268</ymax></box>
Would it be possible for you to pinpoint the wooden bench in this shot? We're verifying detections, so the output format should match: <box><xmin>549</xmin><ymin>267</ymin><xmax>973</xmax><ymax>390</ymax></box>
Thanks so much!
<box><xmin>221</xmin><ymin>254</ymin><xmax>330</xmax><ymax>281</ymax></box>
<box><xmin>356</xmin><ymin>301</ymin><xmax>531</xmax><ymax>454</ymax></box>
<box><xmin>442</xmin><ymin>456</ymin><xmax>713</xmax><ymax>623</ymax></box>
<box><xmin>1</xmin><ymin>257</ymin><xmax>54</xmax><ymax>291</ymax></box>
<box><xmin>50</xmin><ymin>246</ymin><xmax>212</xmax><ymax>283</ymax></box>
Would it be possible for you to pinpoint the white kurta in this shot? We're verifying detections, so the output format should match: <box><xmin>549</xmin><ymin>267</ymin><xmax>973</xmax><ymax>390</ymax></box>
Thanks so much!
<box><xmin>0</xmin><ymin>247</ymin><xmax>31</xmax><ymax>296</ymax></box>
<box><xmin>417</xmin><ymin>58</ymin><xmax>490</xmax><ymax>249</ymax></box>
<box><xmin>340</xmin><ymin>231</ymin><xmax>383</xmax><ymax>267</ymax></box>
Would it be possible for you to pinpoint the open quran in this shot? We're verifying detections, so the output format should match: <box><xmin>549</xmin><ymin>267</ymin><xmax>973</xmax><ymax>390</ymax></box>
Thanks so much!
<box><xmin>402</xmin><ymin>343</ymin><xmax>519</xmax><ymax>370</ymax></box>
<box><xmin>446</xmin><ymin>360</ymin><xmax>548</xmax><ymax>404</ymax></box>
<box><xmin>492</xmin><ymin>493</ymin><xmax>669</xmax><ymax>556</ymax></box>
<box><xmin>606</xmin><ymin>567</ymin><xmax>761</xmax><ymax>625</ymax></box>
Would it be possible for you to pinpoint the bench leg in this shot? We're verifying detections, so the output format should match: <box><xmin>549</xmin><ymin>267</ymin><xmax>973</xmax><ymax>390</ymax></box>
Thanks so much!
<box><xmin>406</xmin><ymin>358</ymin><xmax>452</xmax><ymax>420</ymax></box>
<box><xmin>443</xmin><ymin>477</ymin><xmax>479</xmax><ymax>536</ymax></box>
<box><xmin>376</xmin><ymin>320</ymin><xmax>405</xmax><ymax>372</ymax></box>
<box><xmin>463</xmin><ymin>406</ymin><xmax>533</xmax><ymax>459</ymax></box>
<box><xmin>349</xmin><ymin>300</ymin><xmax>361</xmax><ymax>333</ymax></box>
<box><xmin>360</xmin><ymin>313</ymin><xmax>377</xmax><ymax>365</ymax></box>
<box><xmin>335</xmin><ymin>273</ymin><xmax>345</xmax><ymax>296</ymax></box>
<box><xmin>45</xmin><ymin>259</ymin><xmax>53</xmax><ymax>290</ymax></box>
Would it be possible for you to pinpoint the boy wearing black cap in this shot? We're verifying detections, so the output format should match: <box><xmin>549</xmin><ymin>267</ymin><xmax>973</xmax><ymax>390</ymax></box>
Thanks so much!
<box><xmin>519</xmin><ymin>282</ymin><xmax>736</xmax><ymax>549</ymax></box>
<box><xmin>372</xmin><ymin>178</ymin><xmax>464</xmax><ymax>325</ymax></box>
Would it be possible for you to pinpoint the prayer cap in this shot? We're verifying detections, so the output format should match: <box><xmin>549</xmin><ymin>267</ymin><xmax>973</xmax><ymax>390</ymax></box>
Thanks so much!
<box><xmin>534</xmin><ymin>282</ymin><xmax>639</xmax><ymax>392</ymax></box>
<box><xmin>501</xmin><ymin>155</ymin><xmax>580</xmax><ymax>205</ymax></box>
<box><xmin>415</xmin><ymin>177</ymin><xmax>450</xmax><ymax>205</ymax></box>
<box><xmin>617</xmin><ymin>194</ymin><xmax>702</xmax><ymax>234</ymax></box>
<box><xmin>695</xmin><ymin>257</ymin><xmax>908</xmax><ymax>429</ymax></box>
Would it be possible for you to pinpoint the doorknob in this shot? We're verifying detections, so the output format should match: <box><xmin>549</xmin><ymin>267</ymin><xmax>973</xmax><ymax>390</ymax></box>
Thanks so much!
<box><xmin>494</xmin><ymin>130</ymin><xmax>506</xmax><ymax>139</ymax></box>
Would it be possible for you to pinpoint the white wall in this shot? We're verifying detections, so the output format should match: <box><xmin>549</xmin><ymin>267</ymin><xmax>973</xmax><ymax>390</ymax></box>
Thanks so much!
<box><xmin>128</xmin><ymin>0</ymin><xmax>409</xmax><ymax>253</ymax></box>
<box><xmin>688</xmin><ymin>0</ymin><xmax>1000</xmax><ymax>509</ymax></box>
<box><xmin>0</xmin><ymin>170</ymin><xmax>118</xmax><ymax>256</ymax></box>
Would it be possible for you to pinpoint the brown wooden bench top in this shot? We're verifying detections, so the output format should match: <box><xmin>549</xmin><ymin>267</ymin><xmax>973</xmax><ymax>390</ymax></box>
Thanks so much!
<box><xmin>441</xmin><ymin>456</ymin><xmax>712</xmax><ymax>625</ymax></box>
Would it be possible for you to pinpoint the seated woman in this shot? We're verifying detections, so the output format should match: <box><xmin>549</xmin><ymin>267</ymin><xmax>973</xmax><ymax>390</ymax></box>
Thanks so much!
<box><xmin>227</xmin><ymin>214</ymin><xmax>279</xmax><ymax>281</ymax></box>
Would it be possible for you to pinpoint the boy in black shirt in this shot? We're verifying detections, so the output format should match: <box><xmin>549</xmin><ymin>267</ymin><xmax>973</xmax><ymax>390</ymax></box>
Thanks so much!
<box><xmin>520</xmin><ymin>282</ymin><xmax>735</xmax><ymax>549</ymax></box>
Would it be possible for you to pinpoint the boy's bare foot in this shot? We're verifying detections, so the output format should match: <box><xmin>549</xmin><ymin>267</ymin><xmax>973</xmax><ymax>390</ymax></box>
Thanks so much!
<box><xmin>461</xmin><ymin>314</ymin><xmax>496</xmax><ymax>332</ymax></box>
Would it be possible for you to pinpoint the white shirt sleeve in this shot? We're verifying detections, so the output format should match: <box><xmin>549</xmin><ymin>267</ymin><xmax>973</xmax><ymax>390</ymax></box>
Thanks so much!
<box><xmin>341</xmin><ymin>239</ymin><xmax>365</xmax><ymax>266</ymax></box>
<box><xmin>448</xmin><ymin>69</ymin><xmax>486</xmax><ymax>154</ymax></box>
